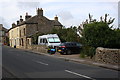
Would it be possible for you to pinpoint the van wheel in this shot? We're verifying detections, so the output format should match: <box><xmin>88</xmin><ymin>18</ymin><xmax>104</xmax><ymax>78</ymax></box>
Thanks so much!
<box><xmin>66</xmin><ymin>50</ymin><xmax>72</xmax><ymax>55</ymax></box>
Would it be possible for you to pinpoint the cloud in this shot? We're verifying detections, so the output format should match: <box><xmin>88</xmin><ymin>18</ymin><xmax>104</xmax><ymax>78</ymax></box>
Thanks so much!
<box><xmin>58</xmin><ymin>11</ymin><xmax>73</xmax><ymax>20</ymax></box>
<box><xmin>17</xmin><ymin>2</ymin><xmax>41</xmax><ymax>9</ymax></box>
<box><xmin>0</xmin><ymin>0</ymin><xmax>119</xmax><ymax>3</ymax></box>
<box><xmin>0</xmin><ymin>17</ymin><xmax>9</xmax><ymax>29</ymax></box>
<box><xmin>0</xmin><ymin>0</ymin><xmax>118</xmax><ymax>29</ymax></box>
<box><xmin>118</xmin><ymin>1</ymin><xmax>120</xmax><ymax>25</ymax></box>
<box><xmin>57</xmin><ymin>11</ymin><xmax>76</xmax><ymax>27</ymax></box>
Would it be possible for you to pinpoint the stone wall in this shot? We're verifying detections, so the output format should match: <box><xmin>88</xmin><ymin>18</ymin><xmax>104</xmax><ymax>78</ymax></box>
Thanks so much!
<box><xmin>27</xmin><ymin>44</ymin><xmax>48</xmax><ymax>53</ymax></box>
<box><xmin>95</xmin><ymin>47</ymin><xmax>120</xmax><ymax>65</ymax></box>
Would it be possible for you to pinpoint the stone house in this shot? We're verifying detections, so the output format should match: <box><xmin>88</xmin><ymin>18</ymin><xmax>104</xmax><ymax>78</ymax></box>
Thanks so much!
<box><xmin>9</xmin><ymin>8</ymin><xmax>62</xmax><ymax>48</ymax></box>
<box><xmin>0</xmin><ymin>24</ymin><xmax>8</xmax><ymax>45</ymax></box>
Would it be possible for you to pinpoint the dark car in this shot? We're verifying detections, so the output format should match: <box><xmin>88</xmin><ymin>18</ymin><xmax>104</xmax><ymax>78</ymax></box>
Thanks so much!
<box><xmin>57</xmin><ymin>42</ymin><xmax>82</xmax><ymax>55</ymax></box>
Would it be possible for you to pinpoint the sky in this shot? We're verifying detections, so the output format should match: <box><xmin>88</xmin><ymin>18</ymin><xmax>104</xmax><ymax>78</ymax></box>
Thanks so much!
<box><xmin>0</xmin><ymin>0</ymin><xmax>119</xmax><ymax>29</ymax></box>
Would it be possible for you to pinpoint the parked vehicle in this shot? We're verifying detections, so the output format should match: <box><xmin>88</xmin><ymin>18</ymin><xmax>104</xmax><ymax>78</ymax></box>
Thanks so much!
<box><xmin>47</xmin><ymin>46</ymin><xmax>56</xmax><ymax>54</ymax></box>
<box><xmin>38</xmin><ymin>34</ymin><xmax>61</xmax><ymax>48</ymax></box>
<box><xmin>57</xmin><ymin>42</ymin><xmax>82</xmax><ymax>55</ymax></box>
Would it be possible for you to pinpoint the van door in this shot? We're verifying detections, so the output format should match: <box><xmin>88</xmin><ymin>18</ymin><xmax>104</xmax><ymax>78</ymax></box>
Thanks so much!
<box><xmin>40</xmin><ymin>38</ymin><xmax>48</xmax><ymax>45</ymax></box>
<box><xmin>43</xmin><ymin>38</ymin><xmax>48</xmax><ymax>45</ymax></box>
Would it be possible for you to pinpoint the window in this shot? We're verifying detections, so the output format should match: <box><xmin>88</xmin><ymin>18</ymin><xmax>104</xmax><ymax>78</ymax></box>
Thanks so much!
<box><xmin>19</xmin><ymin>39</ymin><xmax>21</xmax><ymax>45</ymax></box>
<box><xmin>27</xmin><ymin>39</ymin><xmax>29</xmax><ymax>44</ymax></box>
<box><xmin>17</xmin><ymin>28</ymin><xmax>18</xmax><ymax>37</ymax></box>
<box><xmin>54</xmin><ymin>38</ymin><xmax>60</xmax><ymax>42</ymax></box>
<box><xmin>48</xmin><ymin>37</ymin><xmax>60</xmax><ymax>43</ymax></box>
<box><xmin>12</xmin><ymin>31</ymin><xmax>13</xmax><ymax>38</ymax></box>
<box><xmin>40</xmin><ymin>38</ymin><xmax>47</xmax><ymax>43</ymax></box>
<box><xmin>23</xmin><ymin>28</ymin><xmax>26</xmax><ymax>36</ymax></box>
<box><xmin>40</xmin><ymin>39</ymin><xmax>43</xmax><ymax>43</ymax></box>
<box><xmin>43</xmin><ymin>38</ymin><xmax>47</xmax><ymax>43</ymax></box>
<box><xmin>20</xmin><ymin>30</ymin><xmax>21</xmax><ymax>37</ymax></box>
<box><xmin>48</xmin><ymin>38</ymin><xmax>54</xmax><ymax>42</ymax></box>
<box><xmin>15</xmin><ymin>39</ymin><xmax>16</xmax><ymax>45</ymax></box>
<box><xmin>21</xmin><ymin>38</ymin><xmax>24</xmax><ymax>46</ymax></box>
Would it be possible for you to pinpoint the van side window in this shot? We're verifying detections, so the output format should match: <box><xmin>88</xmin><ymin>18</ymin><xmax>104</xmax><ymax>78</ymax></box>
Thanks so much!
<box><xmin>43</xmin><ymin>38</ymin><xmax>48</xmax><ymax>43</ymax></box>
<box><xmin>45</xmin><ymin>39</ymin><xmax>48</xmax><ymax>43</ymax></box>
<box><xmin>43</xmin><ymin>39</ymin><xmax>45</xmax><ymax>43</ymax></box>
<box><xmin>40</xmin><ymin>39</ymin><xmax>42</xmax><ymax>43</ymax></box>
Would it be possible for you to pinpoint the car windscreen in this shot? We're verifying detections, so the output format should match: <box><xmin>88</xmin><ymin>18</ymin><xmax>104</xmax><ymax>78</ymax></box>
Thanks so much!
<box><xmin>48</xmin><ymin>37</ymin><xmax>60</xmax><ymax>43</ymax></box>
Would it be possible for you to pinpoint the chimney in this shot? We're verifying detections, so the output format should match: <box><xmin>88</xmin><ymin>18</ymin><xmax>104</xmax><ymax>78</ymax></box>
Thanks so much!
<box><xmin>17</xmin><ymin>21</ymin><xmax>19</xmax><ymax>25</ymax></box>
<box><xmin>20</xmin><ymin>15</ymin><xmax>23</xmax><ymax>22</ymax></box>
<box><xmin>25</xmin><ymin>12</ymin><xmax>31</xmax><ymax>21</ymax></box>
<box><xmin>12</xmin><ymin>23</ymin><xmax>16</xmax><ymax>28</ymax></box>
<box><xmin>37</xmin><ymin>8</ymin><xmax>43</xmax><ymax>16</ymax></box>
<box><xmin>54</xmin><ymin>15</ymin><xmax>58</xmax><ymax>21</ymax></box>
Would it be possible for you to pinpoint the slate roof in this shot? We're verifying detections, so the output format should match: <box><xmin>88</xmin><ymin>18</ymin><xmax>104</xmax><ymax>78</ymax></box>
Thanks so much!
<box><xmin>0</xmin><ymin>24</ymin><xmax>7</xmax><ymax>32</ymax></box>
<box><xmin>18</xmin><ymin>15</ymin><xmax>62</xmax><ymax>26</ymax></box>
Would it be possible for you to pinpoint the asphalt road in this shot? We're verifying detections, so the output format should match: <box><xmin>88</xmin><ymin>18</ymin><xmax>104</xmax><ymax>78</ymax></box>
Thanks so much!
<box><xmin>2</xmin><ymin>46</ymin><xmax>119</xmax><ymax>80</ymax></box>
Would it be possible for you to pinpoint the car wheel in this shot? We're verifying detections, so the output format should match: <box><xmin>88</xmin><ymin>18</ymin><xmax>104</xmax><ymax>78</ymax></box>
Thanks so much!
<box><xmin>66</xmin><ymin>50</ymin><xmax>72</xmax><ymax>55</ymax></box>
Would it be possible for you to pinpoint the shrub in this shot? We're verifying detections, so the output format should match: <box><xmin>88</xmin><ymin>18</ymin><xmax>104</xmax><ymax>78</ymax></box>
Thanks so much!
<box><xmin>80</xmin><ymin>46</ymin><xmax>96</xmax><ymax>59</ymax></box>
<box><xmin>83</xmin><ymin>22</ymin><xmax>120</xmax><ymax>49</ymax></box>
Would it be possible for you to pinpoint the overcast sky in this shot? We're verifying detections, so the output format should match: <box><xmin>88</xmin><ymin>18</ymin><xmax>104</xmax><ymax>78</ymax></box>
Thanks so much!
<box><xmin>0</xmin><ymin>0</ymin><xmax>119</xmax><ymax>29</ymax></box>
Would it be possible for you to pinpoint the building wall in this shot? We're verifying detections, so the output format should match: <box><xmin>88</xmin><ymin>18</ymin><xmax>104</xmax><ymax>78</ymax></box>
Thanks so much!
<box><xmin>9</xmin><ymin>8</ymin><xmax>62</xmax><ymax>49</ymax></box>
<box><xmin>26</xmin><ymin>24</ymin><xmax>38</xmax><ymax>37</ymax></box>
<box><xmin>19</xmin><ymin>24</ymin><xmax>27</xmax><ymax>48</ymax></box>
<box><xmin>9</xmin><ymin>24</ymin><xmax>28</xmax><ymax>48</ymax></box>
<box><xmin>9</xmin><ymin>27</ymin><xmax>20</xmax><ymax>48</ymax></box>
<box><xmin>0</xmin><ymin>25</ymin><xmax>8</xmax><ymax>45</ymax></box>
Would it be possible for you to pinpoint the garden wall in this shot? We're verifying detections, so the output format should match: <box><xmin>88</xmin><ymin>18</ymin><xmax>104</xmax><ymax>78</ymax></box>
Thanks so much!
<box><xmin>95</xmin><ymin>47</ymin><xmax>120</xmax><ymax>65</ymax></box>
<box><xmin>27</xmin><ymin>45</ymin><xmax>48</xmax><ymax>53</ymax></box>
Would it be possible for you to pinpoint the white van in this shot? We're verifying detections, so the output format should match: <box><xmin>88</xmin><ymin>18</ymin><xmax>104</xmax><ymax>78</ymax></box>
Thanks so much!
<box><xmin>38</xmin><ymin>34</ymin><xmax>61</xmax><ymax>47</ymax></box>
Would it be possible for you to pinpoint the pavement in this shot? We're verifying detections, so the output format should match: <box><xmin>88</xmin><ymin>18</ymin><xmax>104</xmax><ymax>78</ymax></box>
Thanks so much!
<box><xmin>23</xmin><ymin>48</ymin><xmax>119</xmax><ymax>71</ymax></box>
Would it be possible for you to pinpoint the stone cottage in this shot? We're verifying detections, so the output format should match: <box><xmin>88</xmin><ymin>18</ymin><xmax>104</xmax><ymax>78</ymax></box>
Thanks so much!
<box><xmin>0</xmin><ymin>24</ymin><xmax>8</xmax><ymax>45</ymax></box>
<box><xmin>9</xmin><ymin>8</ymin><xmax>62</xmax><ymax>48</ymax></box>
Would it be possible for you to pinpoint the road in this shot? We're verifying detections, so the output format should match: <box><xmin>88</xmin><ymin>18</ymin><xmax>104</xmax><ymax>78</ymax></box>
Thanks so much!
<box><xmin>2</xmin><ymin>46</ymin><xmax>119</xmax><ymax>79</ymax></box>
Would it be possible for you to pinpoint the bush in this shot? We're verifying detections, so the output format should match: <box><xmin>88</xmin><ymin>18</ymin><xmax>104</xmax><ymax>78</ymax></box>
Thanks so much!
<box><xmin>80</xmin><ymin>53</ymin><xmax>85</xmax><ymax>58</ymax></box>
<box><xmin>80</xmin><ymin>46</ymin><xmax>96</xmax><ymax>59</ymax></box>
<box><xmin>83</xmin><ymin>22</ymin><xmax>120</xmax><ymax>49</ymax></box>
<box><xmin>50</xmin><ymin>27</ymin><xmax>80</xmax><ymax>42</ymax></box>
<box><xmin>31</xmin><ymin>32</ymin><xmax>45</xmax><ymax>44</ymax></box>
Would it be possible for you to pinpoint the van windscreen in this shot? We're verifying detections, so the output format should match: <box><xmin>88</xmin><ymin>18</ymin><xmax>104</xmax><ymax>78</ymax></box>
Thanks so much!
<box><xmin>48</xmin><ymin>37</ymin><xmax>60</xmax><ymax>43</ymax></box>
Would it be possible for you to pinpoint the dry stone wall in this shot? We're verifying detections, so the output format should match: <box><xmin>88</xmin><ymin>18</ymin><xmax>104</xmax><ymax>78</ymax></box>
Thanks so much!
<box><xmin>27</xmin><ymin>44</ymin><xmax>48</xmax><ymax>53</ymax></box>
<box><xmin>95</xmin><ymin>47</ymin><xmax>120</xmax><ymax>65</ymax></box>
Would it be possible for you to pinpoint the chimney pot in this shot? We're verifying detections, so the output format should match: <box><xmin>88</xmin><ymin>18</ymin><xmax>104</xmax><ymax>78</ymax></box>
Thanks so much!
<box><xmin>12</xmin><ymin>23</ymin><xmax>16</xmax><ymax>28</ymax></box>
<box><xmin>54</xmin><ymin>15</ymin><xmax>58</xmax><ymax>21</ymax></box>
<box><xmin>25</xmin><ymin>13</ymin><xmax>31</xmax><ymax>21</ymax></box>
<box><xmin>20</xmin><ymin>15</ymin><xmax>23</xmax><ymax>22</ymax></box>
<box><xmin>37</xmin><ymin>8</ymin><xmax>43</xmax><ymax>16</ymax></box>
<box><xmin>17</xmin><ymin>21</ymin><xmax>19</xmax><ymax>25</ymax></box>
<box><xmin>26</xmin><ymin>12</ymin><xmax>28</xmax><ymax>16</ymax></box>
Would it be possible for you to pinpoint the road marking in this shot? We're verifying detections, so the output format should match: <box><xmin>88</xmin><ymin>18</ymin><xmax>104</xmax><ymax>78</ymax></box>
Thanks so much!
<box><xmin>65</xmin><ymin>70</ymin><xmax>96</xmax><ymax>80</ymax></box>
<box><xmin>33</xmin><ymin>60</ymin><xmax>48</xmax><ymax>66</ymax></box>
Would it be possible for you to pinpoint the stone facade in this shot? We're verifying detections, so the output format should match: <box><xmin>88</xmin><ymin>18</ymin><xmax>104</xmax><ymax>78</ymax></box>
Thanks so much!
<box><xmin>27</xmin><ymin>44</ymin><xmax>47</xmax><ymax>53</ymax></box>
<box><xmin>9</xmin><ymin>8</ymin><xmax>62</xmax><ymax>48</ymax></box>
<box><xmin>95</xmin><ymin>47</ymin><xmax>120</xmax><ymax>65</ymax></box>
<box><xmin>0</xmin><ymin>24</ymin><xmax>8</xmax><ymax>45</ymax></box>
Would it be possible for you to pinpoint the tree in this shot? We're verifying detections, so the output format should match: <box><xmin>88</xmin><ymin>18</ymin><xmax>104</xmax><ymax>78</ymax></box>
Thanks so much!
<box><xmin>78</xmin><ymin>14</ymin><xmax>115</xmax><ymax>37</ymax></box>
<box><xmin>83</xmin><ymin>22</ymin><xmax>114</xmax><ymax>48</ymax></box>
<box><xmin>100</xmin><ymin>14</ymin><xmax>115</xmax><ymax>28</ymax></box>
<box><xmin>50</xmin><ymin>27</ymin><xmax>80</xmax><ymax>42</ymax></box>
<box><xmin>83</xmin><ymin>22</ymin><xmax>120</xmax><ymax>48</ymax></box>
<box><xmin>31</xmin><ymin>32</ymin><xmax>45</xmax><ymax>44</ymax></box>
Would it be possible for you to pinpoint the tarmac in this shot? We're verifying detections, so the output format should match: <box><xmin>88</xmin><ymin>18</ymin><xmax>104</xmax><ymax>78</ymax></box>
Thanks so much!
<box><xmin>24</xmin><ymin>49</ymin><xmax>119</xmax><ymax>71</ymax></box>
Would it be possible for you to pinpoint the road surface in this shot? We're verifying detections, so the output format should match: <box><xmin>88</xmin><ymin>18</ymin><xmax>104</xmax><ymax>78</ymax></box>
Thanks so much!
<box><xmin>2</xmin><ymin>46</ymin><xmax>119</xmax><ymax>79</ymax></box>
